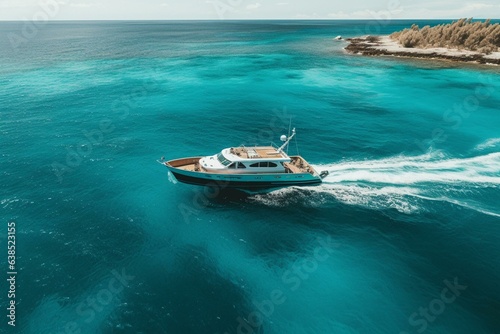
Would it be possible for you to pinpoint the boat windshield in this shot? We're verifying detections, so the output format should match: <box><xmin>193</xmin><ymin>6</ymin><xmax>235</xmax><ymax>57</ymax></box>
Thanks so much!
<box><xmin>217</xmin><ymin>153</ymin><xmax>232</xmax><ymax>166</ymax></box>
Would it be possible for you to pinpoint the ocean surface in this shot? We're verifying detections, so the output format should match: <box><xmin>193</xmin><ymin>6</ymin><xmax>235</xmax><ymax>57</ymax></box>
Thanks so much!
<box><xmin>1</xmin><ymin>20</ymin><xmax>499</xmax><ymax>334</ymax></box>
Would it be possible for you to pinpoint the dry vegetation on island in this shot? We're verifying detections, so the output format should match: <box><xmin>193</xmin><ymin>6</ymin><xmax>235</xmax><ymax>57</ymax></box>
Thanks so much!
<box><xmin>390</xmin><ymin>18</ymin><xmax>500</xmax><ymax>54</ymax></box>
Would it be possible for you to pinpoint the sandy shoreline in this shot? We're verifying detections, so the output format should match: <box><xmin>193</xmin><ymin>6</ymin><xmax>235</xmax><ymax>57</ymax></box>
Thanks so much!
<box><xmin>345</xmin><ymin>36</ymin><xmax>500</xmax><ymax>66</ymax></box>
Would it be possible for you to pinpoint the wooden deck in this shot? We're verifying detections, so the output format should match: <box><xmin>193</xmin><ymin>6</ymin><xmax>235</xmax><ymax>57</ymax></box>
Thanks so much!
<box><xmin>231</xmin><ymin>146</ymin><xmax>286</xmax><ymax>159</ymax></box>
<box><xmin>167</xmin><ymin>157</ymin><xmax>204</xmax><ymax>172</ymax></box>
<box><xmin>286</xmin><ymin>156</ymin><xmax>315</xmax><ymax>175</ymax></box>
<box><xmin>178</xmin><ymin>163</ymin><xmax>199</xmax><ymax>172</ymax></box>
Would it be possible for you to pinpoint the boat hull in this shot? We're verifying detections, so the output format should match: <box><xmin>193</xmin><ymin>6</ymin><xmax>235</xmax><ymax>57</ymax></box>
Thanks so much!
<box><xmin>164</xmin><ymin>157</ymin><xmax>322</xmax><ymax>190</ymax></box>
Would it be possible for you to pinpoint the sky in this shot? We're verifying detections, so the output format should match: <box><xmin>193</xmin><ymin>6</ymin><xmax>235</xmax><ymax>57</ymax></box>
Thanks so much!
<box><xmin>0</xmin><ymin>0</ymin><xmax>499</xmax><ymax>20</ymax></box>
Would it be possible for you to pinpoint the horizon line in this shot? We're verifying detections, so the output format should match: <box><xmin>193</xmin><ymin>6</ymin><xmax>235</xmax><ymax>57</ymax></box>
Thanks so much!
<box><xmin>0</xmin><ymin>18</ymin><xmax>497</xmax><ymax>22</ymax></box>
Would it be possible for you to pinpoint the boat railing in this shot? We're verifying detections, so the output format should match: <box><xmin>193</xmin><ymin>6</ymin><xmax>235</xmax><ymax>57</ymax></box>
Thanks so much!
<box><xmin>237</xmin><ymin>141</ymin><xmax>281</xmax><ymax>147</ymax></box>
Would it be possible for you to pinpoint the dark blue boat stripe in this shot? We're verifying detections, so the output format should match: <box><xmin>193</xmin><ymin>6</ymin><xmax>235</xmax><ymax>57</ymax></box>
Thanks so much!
<box><xmin>171</xmin><ymin>172</ymin><xmax>321</xmax><ymax>188</ymax></box>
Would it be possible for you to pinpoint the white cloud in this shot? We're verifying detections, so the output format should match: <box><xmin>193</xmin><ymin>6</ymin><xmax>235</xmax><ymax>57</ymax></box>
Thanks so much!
<box><xmin>246</xmin><ymin>3</ymin><xmax>261</xmax><ymax>10</ymax></box>
<box><xmin>404</xmin><ymin>2</ymin><xmax>500</xmax><ymax>18</ymax></box>
<box><xmin>69</xmin><ymin>2</ymin><xmax>100</xmax><ymax>8</ymax></box>
<box><xmin>0</xmin><ymin>0</ymin><xmax>499</xmax><ymax>20</ymax></box>
<box><xmin>0</xmin><ymin>0</ymin><xmax>31</xmax><ymax>8</ymax></box>
<box><xmin>327</xmin><ymin>11</ymin><xmax>350</xmax><ymax>19</ymax></box>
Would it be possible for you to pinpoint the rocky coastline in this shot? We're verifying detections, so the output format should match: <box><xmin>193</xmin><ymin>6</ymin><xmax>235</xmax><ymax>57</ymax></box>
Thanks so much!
<box><xmin>345</xmin><ymin>36</ymin><xmax>500</xmax><ymax>66</ymax></box>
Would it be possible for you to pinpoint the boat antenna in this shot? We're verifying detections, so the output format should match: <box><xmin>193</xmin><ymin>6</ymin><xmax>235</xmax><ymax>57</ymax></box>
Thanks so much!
<box><xmin>295</xmin><ymin>131</ymin><xmax>300</xmax><ymax>156</ymax></box>
<box><xmin>286</xmin><ymin>118</ymin><xmax>292</xmax><ymax>155</ymax></box>
<box><xmin>278</xmin><ymin>128</ymin><xmax>296</xmax><ymax>153</ymax></box>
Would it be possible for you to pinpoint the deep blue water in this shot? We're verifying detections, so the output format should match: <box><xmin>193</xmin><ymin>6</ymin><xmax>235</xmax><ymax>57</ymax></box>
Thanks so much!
<box><xmin>1</xmin><ymin>20</ymin><xmax>499</xmax><ymax>334</ymax></box>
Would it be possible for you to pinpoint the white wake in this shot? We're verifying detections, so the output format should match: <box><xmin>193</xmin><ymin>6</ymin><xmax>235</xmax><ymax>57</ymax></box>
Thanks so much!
<box><xmin>250</xmin><ymin>151</ymin><xmax>500</xmax><ymax>215</ymax></box>
<box><xmin>317</xmin><ymin>151</ymin><xmax>500</xmax><ymax>186</ymax></box>
<box><xmin>475</xmin><ymin>138</ymin><xmax>500</xmax><ymax>151</ymax></box>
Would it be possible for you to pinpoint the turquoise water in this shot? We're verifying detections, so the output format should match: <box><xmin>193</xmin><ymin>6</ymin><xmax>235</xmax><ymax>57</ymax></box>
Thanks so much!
<box><xmin>1</xmin><ymin>20</ymin><xmax>499</xmax><ymax>334</ymax></box>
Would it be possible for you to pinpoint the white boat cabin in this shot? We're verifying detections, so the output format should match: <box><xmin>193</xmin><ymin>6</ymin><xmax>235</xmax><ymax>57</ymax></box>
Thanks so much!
<box><xmin>199</xmin><ymin>146</ymin><xmax>291</xmax><ymax>173</ymax></box>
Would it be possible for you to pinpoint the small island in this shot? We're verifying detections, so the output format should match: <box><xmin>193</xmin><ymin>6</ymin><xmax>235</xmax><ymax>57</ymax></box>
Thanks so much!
<box><xmin>345</xmin><ymin>19</ymin><xmax>500</xmax><ymax>65</ymax></box>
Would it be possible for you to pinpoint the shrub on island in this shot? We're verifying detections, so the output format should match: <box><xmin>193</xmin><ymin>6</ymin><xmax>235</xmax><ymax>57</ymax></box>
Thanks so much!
<box><xmin>390</xmin><ymin>18</ymin><xmax>500</xmax><ymax>54</ymax></box>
